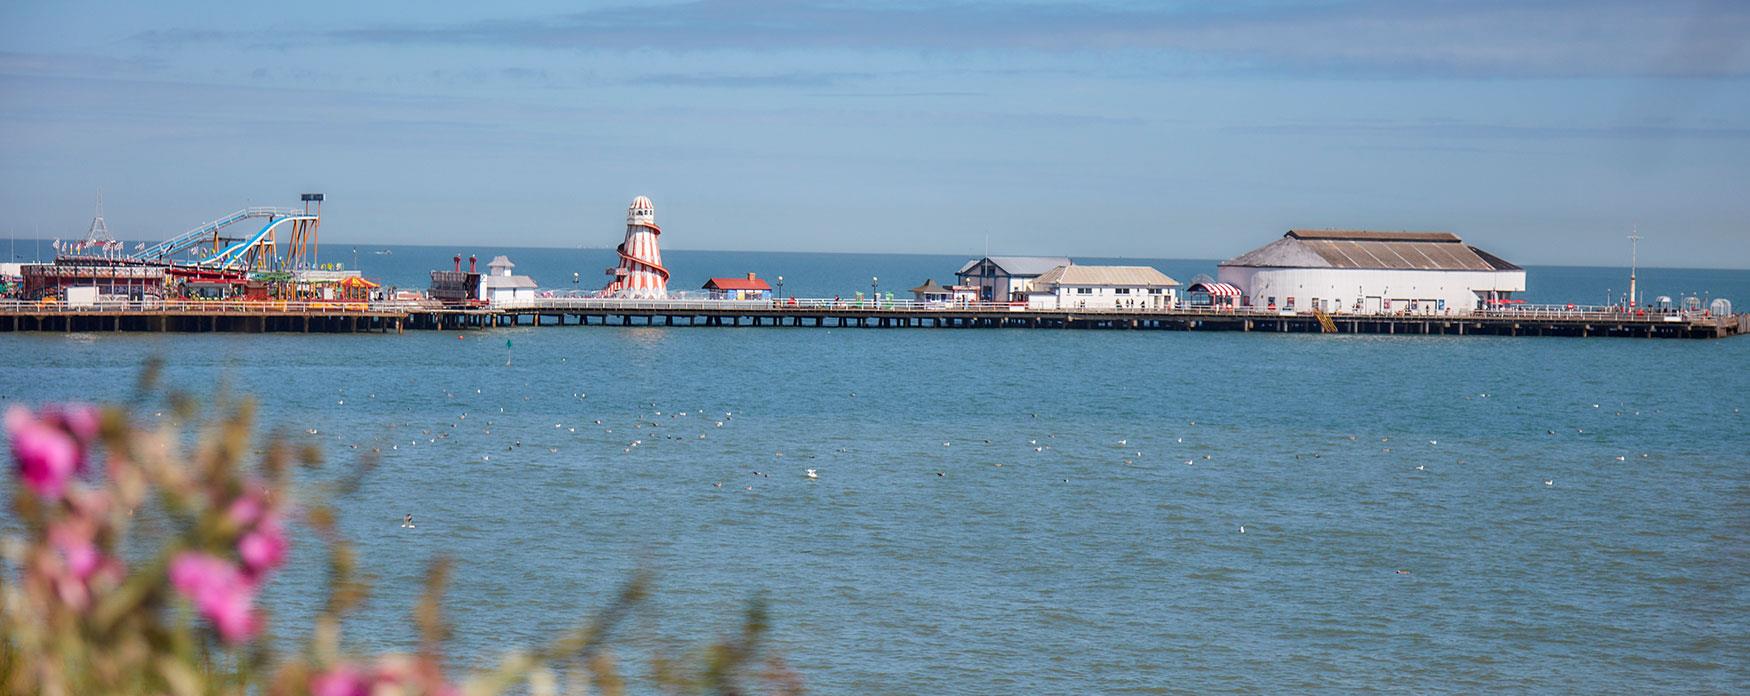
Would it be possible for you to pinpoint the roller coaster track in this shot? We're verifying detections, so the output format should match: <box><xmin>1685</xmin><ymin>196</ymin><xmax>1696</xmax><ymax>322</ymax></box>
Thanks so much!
<box><xmin>197</xmin><ymin>215</ymin><xmax>317</xmax><ymax>269</ymax></box>
<box><xmin>130</xmin><ymin>207</ymin><xmax>301</xmax><ymax>261</ymax></box>
<box><xmin>603</xmin><ymin>221</ymin><xmax>669</xmax><ymax>295</ymax></box>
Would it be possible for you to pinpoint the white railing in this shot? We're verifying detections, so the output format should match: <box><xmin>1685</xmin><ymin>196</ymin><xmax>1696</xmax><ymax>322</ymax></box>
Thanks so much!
<box><xmin>1</xmin><ymin>296</ymin><xmax>1729</xmax><ymax>325</ymax></box>
<box><xmin>0</xmin><ymin>299</ymin><xmax>426</xmax><ymax>314</ymax></box>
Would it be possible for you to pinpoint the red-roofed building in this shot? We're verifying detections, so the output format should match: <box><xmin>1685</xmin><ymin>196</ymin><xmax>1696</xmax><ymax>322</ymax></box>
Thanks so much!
<box><xmin>702</xmin><ymin>272</ymin><xmax>772</xmax><ymax>300</ymax></box>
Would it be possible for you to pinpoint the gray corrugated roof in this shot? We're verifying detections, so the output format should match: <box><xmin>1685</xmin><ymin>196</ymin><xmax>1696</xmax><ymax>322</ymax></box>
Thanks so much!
<box><xmin>1288</xmin><ymin>230</ymin><xmax>1460</xmax><ymax>243</ymax></box>
<box><xmin>1033</xmin><ymin>264</ymin><xmax>1178</xmax><ymax>288</ymax></box>
<box><xmin>483</xmin><ymin>275</ymin><xmax>537</xmax><ymax>289</ymax></box>
<box><xmin>1222</xmin><ymin>231</ymin><xmax>1512</xmax><ymax>271</ymax></box>
<box><xmin>956</xmin><ymin>256</ymin><xmax>1075</xmax><ymax>277</ymax></box>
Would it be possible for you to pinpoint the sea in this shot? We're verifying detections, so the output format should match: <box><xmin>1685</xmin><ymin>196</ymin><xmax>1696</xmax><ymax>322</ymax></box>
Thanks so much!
<box><xmin>3</xmin><ymin>247</ymin><xmax>1748</xmax><ymax>694</ymax></box>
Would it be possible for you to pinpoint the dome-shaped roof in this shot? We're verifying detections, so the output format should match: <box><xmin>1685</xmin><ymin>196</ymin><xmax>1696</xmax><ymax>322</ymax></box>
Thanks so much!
<box><xmin>626</xmin><ymin>195</ymin><xmax>656</xmax><ymax>225</ymax></box>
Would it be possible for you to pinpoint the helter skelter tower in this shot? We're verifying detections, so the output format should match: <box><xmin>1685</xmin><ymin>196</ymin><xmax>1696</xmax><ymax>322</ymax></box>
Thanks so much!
<box><xmin>602</xmin><ymin>195</ymin><xmax>669</xmax><ymax>298</ymax></box>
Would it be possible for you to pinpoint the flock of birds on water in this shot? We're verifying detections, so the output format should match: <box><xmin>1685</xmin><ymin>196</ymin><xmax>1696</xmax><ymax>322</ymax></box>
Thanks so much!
<box><xmin>266</xmin><ymin>378</ymin><xmax>1729</xmax><ymax>571</ymax></box>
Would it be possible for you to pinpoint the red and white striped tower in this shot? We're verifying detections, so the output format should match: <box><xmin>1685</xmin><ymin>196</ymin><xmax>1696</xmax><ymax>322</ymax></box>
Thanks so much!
<box><xmin>603</xmin><ymin>195</ymin><xmax>669</xmax><ymax>298</ymax></box>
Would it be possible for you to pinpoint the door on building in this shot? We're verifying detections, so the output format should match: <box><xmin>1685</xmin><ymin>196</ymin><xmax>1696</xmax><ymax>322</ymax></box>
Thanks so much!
<box><xmin>1364</xmin><ymin>296</ymin><xmax>1382</xmax><ymax>313</ymax></box>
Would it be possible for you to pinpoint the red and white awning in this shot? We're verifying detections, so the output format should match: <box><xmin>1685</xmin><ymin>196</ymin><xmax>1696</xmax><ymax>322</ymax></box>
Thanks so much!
<box><xmin>1188</xmin><ymin>282</ymin><xmax>1242</xmax><ymax>297</ymax></box>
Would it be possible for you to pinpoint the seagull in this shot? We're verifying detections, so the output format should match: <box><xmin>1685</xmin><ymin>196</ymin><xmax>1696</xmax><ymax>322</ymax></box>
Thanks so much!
<box><xmin>1034</xmin><ymin>447</ymin><xmax>1044</xmax><ymax>452</ymax></box>
<box><xmin>1118</xmin><ymin>439</ymin><xmax>1128</xmax><ymax>446</ymax></box>
<box><xmin>943</xmin><ymin>442</ymin><xmax>951</xmax><ymax>447</ymax></box>
<box><xmin>1544</xmin><ymin>479</ymin><xmax>1553</xmax><ymax>486</ymax></box>
<box><xmin>1428</xmin><ymin>440</ymin><xmax>1437</xmax><ymax>445</ymax></box>
<box><xmin>1615</xmin><ymin>455</ymin><xmax>1626</xmax><ymax>461</ymax></box>
<box><xmin>1416</xmin><ymin>464</ymin><xmax>1425</xmax><ymax>471</ymax></box>
<box><xmin>1239</xmin><ymin>526</ymin><xmax>1245</xmax><ymax>534</ymax></box>
<box><xmin>805</xmin><ymin>469</ymin><xmax>817</xmax><ymax>479</ymax></box>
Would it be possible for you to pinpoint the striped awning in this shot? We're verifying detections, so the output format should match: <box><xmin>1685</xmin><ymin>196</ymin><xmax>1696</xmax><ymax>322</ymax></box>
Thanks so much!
<box><xmin>1188</xmin><ymin>282</ymin><xmax>1242</xmax><ymax>297</ymax></box>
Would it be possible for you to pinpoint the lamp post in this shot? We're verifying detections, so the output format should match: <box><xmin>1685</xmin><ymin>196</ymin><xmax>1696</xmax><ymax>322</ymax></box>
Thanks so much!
<box><xmin>776</xmin><ymin>275</ymin><xmax>784</xmax><ymax>303</ymax></box>
<box><xmin>572</xmin><ymin>272</ymin><xmax>580</xmax><ymax>295</ymax></box>
<box><xmin>871</xmin><ymin>276</ymin><xmax>879</xmax><ymax>306</ymax></box>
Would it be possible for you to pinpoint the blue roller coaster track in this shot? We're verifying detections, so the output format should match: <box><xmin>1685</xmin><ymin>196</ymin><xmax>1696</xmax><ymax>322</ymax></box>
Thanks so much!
<box><xmin>129</xmin><ymin>207</ymin><xmax>302</xmax><ymax>263</ymax></box>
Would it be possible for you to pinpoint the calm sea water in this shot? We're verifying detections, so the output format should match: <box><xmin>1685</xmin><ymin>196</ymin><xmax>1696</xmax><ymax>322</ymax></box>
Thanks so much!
<box><xmin>3</xmin><ymin>250</ymin><xmax>1748</xmax><ymax>694</ymax></box>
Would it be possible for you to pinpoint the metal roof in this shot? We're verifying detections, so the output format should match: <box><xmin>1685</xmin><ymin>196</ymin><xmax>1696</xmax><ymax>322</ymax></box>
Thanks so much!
<box><xmin>1032</xmin><ymin>264</ymin><xmax>1178</xmax><ymax>288</ymax></box>
<box><xmin>1223</xmin><ymin>230</ymin><xmax>1514</xmax><ymax>271</ymax></box>
<box><xmin>956</xmin><ymin>256</ymin><xmax>1075</xmax><ymax>277</ymax></box>
<box><xmin>910</xmin><ymin>278</ymin><xmax>951</xmax><ymax>294</ymax></box>
<box><xmin>482</xmin><ymin>275</ymin><xmax>537</xmax><ymax>289</ymax></box>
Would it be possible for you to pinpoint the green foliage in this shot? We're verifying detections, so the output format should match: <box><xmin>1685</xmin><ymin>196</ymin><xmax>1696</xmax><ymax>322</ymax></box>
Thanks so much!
<box><xmin>1</xmin><ymin>377</ymin><xmax>801</xmax><ymax>695</ymax></box>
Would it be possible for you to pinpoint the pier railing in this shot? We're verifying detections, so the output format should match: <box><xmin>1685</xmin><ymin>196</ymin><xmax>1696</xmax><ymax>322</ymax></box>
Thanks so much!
<box><xmin>0</xmin><ymin>299</ymin><xmax>425</xmax><ymax>314</ymax></box>
<box><xmin>493</xmin><ymin>297</ymin><xmax>1725</xmax><ymax>324</ymax></box>
<box><xmin>0</xmin><ymin>296</ymin><xmax>1729</xmax><ymax>326</ymax></box>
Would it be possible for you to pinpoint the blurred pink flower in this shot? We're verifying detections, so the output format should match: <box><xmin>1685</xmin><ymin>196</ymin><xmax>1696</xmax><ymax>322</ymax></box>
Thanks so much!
<box><xmin>6</xmin><ymin>405</ymin><xmax>82</xmax><ymax>498</ymax></box>
<box><xmin>228</xmin><ymin>492</ymin><xmax>265</xmax><ymax>527</ymax></box>
<box><xmin>169</xmin><ymin>552</ymin><xmax>259</xmax><ymax>644</ymax></box>
<box><xmin>239</xmin><ymin>516</ymin><xmax>288</xmax><ymax>579</ymax></box>
<box><xmin>310</xmin><ymin>665</ymin><xmax>370</xmax><ymax>696</ymax></box>
<box><xmin>44</xmin><ymin>403</ymin><xmax>100</xmax><ymax>442</ymax></box>
<box><xmin>230</xmin><ymin>488</ymin><xmax>289</xmax><ymax>581</ymax></box>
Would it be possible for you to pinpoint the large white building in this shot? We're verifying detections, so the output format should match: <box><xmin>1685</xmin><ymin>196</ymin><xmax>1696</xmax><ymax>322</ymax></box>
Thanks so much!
<box><xmin>1026</xmin><ymin>265</ymin><xmax>1180</xmax><ymax>310</ymax></box>
<box><xmin>1218</xmin><ymin>230</ymin><xmax>1524</xmax><ymax>314</ymax></box>
<box><xmin>956</xmin><ymin>256</ymin><xmax>1073</xmax><ymax>302</ymax></box>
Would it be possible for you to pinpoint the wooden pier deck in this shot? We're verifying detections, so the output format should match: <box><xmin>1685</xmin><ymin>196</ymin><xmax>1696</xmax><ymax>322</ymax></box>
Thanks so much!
<box><xmin>3</xmin><ymin>299</ymin><xmax>1743</xmax><ymax>339</ymax></box>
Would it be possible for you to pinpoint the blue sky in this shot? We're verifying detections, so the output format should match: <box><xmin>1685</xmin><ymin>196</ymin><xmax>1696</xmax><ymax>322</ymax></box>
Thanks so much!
<box><xmin>2</xmin><ymin>0</ymin><xmax>1747</xmax><ymax>267</ymax></box>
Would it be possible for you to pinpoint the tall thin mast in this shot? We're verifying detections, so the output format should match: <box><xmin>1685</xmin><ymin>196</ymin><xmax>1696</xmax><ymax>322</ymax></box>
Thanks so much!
<box><xmin>1628</xmin><ymin>230</ymin><xmax>1641</xmax><ymax>308</ymax></box>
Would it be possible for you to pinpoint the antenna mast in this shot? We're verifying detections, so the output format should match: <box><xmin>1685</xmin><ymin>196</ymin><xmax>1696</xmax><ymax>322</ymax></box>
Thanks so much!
<box><xmin>1628</xmin><ymin>230</ymin><xmax>1641</xmax><ymax>309</ymax></box>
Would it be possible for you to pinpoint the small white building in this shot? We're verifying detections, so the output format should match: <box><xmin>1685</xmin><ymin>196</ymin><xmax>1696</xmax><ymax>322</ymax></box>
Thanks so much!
<box><xmin>1026</xmin><ymin>265</ymin><xmax>1179</xmax><ymax>310</ymax></box>
<box><xmin>956</xmin><ymin>256</ymin><xmax>1073</xmax><ymax>303</ymax></box>
<box><xmin>909</xmin><ymin>279</ymin><xmax>979</xmax><ymax>305</ymax></box>
<box><xmin>1218</xmin><ymin>230</ymin><xmax>1525</xmax><ymax>314</ymax></box>
<box><xmin>480</xmin><ymin>255</ymin><xmax>539</xmax><ymax>304</ymax></box>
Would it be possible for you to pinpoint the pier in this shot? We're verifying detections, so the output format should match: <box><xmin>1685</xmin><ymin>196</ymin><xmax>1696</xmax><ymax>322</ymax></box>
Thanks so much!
<box><xmin>1</xmin><ymin>299</ymin><xmax>1743</xmax><ymax>339</ymax></box>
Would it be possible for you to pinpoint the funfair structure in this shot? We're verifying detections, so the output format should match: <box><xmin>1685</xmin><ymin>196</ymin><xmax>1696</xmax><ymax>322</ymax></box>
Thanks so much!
<box><xmin>602</xmin><ymin>196</ymin><xmax>668</xmax><ymax>298</ymax></box>
<box><xmin>131</xmin><ymin>194</ymin><xmax>324</xmax><ymax>271</ymax></box>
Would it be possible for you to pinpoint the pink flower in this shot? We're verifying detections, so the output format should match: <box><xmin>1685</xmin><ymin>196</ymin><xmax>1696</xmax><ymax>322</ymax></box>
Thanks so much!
<box><xmin>169</xmin><ymin>552</ymin><xmax>259</xmax><ymax>644</ymax></box>
<box><xmin>238</xmin><ymin>516</ymin><xmax>288</xmax><ymax>579</ymax></box>
<box><xmin>227</xmin><ymin>492</ymin><xmax>265</xmax><ymax>527</ymax></box>
<box><xmin>310</xmin><ymin>665</ymin><xmax>371</xmax><ymax>696</ymax></box>
<box><xmin>44</xmin><ymin>403</ymin><xmax>100</xmax><ymax>442</ymax></box>
<box><xmin>50</xmin><ymin>524</ymin><xmax>101</xmax><ymax>580</ymax></box>
<box><xmin>6</xmin><ymin>405</ymin><xmax>82</xmax><ymax>498</ymax></box>
<box><xmin>229</xmin><ymin>489</ymin><xmax>289</xmax><ymax>581</ymax></box>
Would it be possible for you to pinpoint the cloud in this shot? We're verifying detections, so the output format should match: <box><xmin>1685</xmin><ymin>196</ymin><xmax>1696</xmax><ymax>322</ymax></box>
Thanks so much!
<box><xmin>1226</xmin><ymin>119</ymin><xmax>1750</xmax><ymax>141</ymax></box>
<box><xmin>265</xmin><ymin>0</ymin><xmax>1750</xmax><ymax>79</ymax></box>
<box><xmin>632</xmin><ymin>70</ymin><xmax>876</xmax><ymax>88</ymax></box>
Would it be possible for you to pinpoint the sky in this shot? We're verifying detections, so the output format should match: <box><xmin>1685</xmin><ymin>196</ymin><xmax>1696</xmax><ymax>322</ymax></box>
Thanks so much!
<box><xmin>1</xmin><ymin>0</ymin><xmax>1747</xmax><ymax>268</ymax></box>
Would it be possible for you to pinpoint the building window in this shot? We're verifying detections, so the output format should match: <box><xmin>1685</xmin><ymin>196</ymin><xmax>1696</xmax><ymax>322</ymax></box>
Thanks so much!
<box><xmin>1076</xmin><ymin>287</ymin><xmax>1092</xmax><ymax>295</ymax></box>
<box><xmin>1115</xmin><ymin>288</ymin><xmax>1131</xmax><ymax>295</ymax></box>
<box><xmin>1149</xmin><ymin>288</ymin><xmax>1162</xmax><ymax>294</ymax></box>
